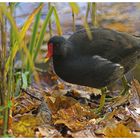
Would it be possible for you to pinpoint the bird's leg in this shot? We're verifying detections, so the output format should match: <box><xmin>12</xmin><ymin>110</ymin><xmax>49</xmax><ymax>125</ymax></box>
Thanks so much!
<box><xmin>120</xmin><ymin>75</ymin><xmax>130</xmax><ymax>95</ymax></box>
<box><xmin>95</xmin><ymin>87</ymin><xmax>107</xmax><ymax>113</ymax></box>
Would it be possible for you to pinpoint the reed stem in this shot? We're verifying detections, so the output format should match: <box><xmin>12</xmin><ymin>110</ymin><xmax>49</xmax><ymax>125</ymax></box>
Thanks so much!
<box><xmin>72</xmin><ymin>9</ymin><xmax>76</xmax><ymax>32</ymax></box>
<box><xmin>48</xmin><ymin>3</ymin><xmax>52</xmax><ymax>37</ymax></box>
<box><xmin>91</xmin><ymin>2</ymin><xmax>97</xmax><ymax>27</ymax></box>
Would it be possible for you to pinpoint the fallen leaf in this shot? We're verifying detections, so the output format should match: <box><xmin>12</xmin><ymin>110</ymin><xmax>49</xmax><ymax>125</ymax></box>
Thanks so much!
<box><xmin>12</xmin><ymin>92</ymin><xmax>40</xmax><ymax>116</ymax></box>
<box><xmin>109</xmin><ymin>94</ymin><xmax>129</xmax><ymax>109</ymax></box>
<box><xmin>11</xmin><ymin>114</ymin><xmax>41</xmax><ymax>137</ymax></box>
<box><xmin>51</xmin><ymin>96</ymin><xmax>96</xmax><ymax>131</ymax></box>
<box><xmin>131</xmin><ymin>79</ymin><xmax>140</xmax><ymax>104</ymax></box>
<box><xmin>56</xmin><ymin>83</ymin><xmax>65</xmax><ymax>90</ymax></box>
<box><xmin>104</xmin><ymin>123</ymin><xmax>137</xmax><ymax>138</ymax></box>
<box><xmin>69</xmin><ymin>127</ymin><xmax>96</xmax><ymax>138</ymax></box>
<box><xmin>36</xmin><ymin>125</ymin><xmax>62</xmax><ymax>138</ymax></box>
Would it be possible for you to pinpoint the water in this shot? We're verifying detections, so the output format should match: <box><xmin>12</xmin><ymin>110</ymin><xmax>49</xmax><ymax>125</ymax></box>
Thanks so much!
<box><xmin>14</xmin><ymin>3</ymin><xmax>140</xmax><ymax>35</ymax></box>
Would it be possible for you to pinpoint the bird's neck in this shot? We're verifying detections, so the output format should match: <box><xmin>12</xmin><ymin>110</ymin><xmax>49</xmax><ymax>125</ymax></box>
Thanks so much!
<box><xmin>52</xmin><ymin>44</ymin><xmax>74</xmax><ymax>73</ymax></box>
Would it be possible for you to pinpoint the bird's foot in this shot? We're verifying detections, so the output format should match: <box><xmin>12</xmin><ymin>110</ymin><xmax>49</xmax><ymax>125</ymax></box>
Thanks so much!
<box><xmin>91</xmin><ymin>108</ymin><xmax>102</xmax><ymax>116</ymax></box>
<box><xmin>120</xmin><ymin>76</ymin><xmax>130</xmax><ymax>96</ymax></box>
<box><xmin>120</xmin><ymin>84</ymin><xmax>130</xmax><ymax>96</ymax></box>
<box><xmin>94</xmin><ymin>108</ymin><xmax>103</xmax><ymax>115</ymax></box>
<box><xmin>98</xmin><ymin>93</ymin><xmax>106</xmax><ymax>111</ymax></box>
<box><xmin>92</xmin><ymin>87</ymin><xmax>107</xmax><ymax>115</ymax></box>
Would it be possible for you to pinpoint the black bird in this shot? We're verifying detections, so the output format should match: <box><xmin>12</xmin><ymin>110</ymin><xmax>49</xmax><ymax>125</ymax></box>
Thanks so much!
<box><xmin>46</xmin><ymin>28</ymin><xmax>140</xmax><ymax>110</ymax></box>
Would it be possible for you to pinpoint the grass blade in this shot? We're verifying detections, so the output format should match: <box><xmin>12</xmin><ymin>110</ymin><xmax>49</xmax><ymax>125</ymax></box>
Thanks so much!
<box><xmin>69</xmin><ymin>3</ymin><xmax>79</xmax><ymax>32</ymax></box>
<box><xmin>86</xmin><ymin>2</ymin><xmax>91</xmax><ymax>21</ymax></box>
<box><xmin>69</xmin><ymin>2</ymin><xmax>79</xmax><ymax>14</ymax></box>
<box><xmin>91</xmin><ymin>2</ymin><xmax>97</xmax><ymax>27</ymax></box>
<box><xmin>0</xmin><ymin>3</ymin><xmax>19</xmax><ymax>41</ymax></box>
<box><xmin>82</xmin><ymin>17</ymin><xmax>93</xmax><ymax>40</ymax></box>
<box><xmin>5</xmin><ymin>4</ymin><xmax>44</xmax><ymax>76</ymax></box>
<box><xmin>33</xmin><ymin>6</ymin><xmax>54</xmax><ymax>61</ymax></box>
<box><xmin>19</xmin><ymin>3</ymin><xmax>44</xmax><ymax>42</ymax></box>
<box><xmin>29</xmin><ymin>10</ymin><xmax>42</xmax><ymax>55</ymax></box>
<box><xmin>26</xmin><ymin>4</ymin><xmax>42</xmax><ymax>72</ymax></box>
<box><xmin>48</xmin><ymin>3</ymin><xmax>52</xmax><ymax>37</ymax></box>
<box><xmin>53</xmin><ymin>6</ymin><xmax>62</xmax><ymax>35</ymax></box>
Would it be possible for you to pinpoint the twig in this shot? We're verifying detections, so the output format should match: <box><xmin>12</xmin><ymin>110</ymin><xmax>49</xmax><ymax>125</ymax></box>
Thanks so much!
<box><xmin>21</xmin><ymin>88</ymin><xmax>42</xmax><ymax>101</ymax></box>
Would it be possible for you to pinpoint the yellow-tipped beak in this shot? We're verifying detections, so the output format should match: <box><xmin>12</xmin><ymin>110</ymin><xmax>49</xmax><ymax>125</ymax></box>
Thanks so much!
<box><xmin>44</xmin><ymin>57</ymin><xmax>50</xmax><ymax>63</ymax></box>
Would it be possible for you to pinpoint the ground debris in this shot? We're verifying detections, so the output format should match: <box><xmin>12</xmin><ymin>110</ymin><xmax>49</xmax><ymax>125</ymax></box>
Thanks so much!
<box><xmin>10</xmin><ymin>79</ymin><xmax>140</xmax><ymax>137</ymax></box>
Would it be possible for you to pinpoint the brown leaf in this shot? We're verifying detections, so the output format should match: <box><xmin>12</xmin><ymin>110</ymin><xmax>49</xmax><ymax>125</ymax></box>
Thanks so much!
<box><xmin>36</xmin><ymin>125</ymin><xmax>62</xmax><ymax>138</ymax></box>
<box><xmin>109</xmin><ymin>94</ymin><xmax>129</xmax><ymax>109</ymax></box>
<box><xmin>51</xmin><ymin>96</ymin><xmax>96</xmax><ymax>131</ymax></box>
<box><xmin>124</xmin><ymin>117</ymin><xmax>140</xmax><ymax>132</ymax></box>
<box><xmin>56</xmin><ymin>83</ymin><xmax>65</xmax><ymax>90</ymax></box>
<box><xmin>70</xmin><ymin>128</ymin><xmax>96</xmax><ymax>138</ymax></box>
<box><xmin>131</xmin><ymin>79</ymin><xmax>140</xmax><ymax>104</ymax></box>
<box><xmin>12</xmin><ymin>92</ymin><xmax>40</xmax><ymax>116</ymax></box>
<box><xmin>11</xmin><ymin>114</ymin><xmax>41</xmax><ymax>137</ymax></box>
<box><xmin>104</xmin><ymin>123</ymin><xmax>137</xmax><ymax>138</ymax></box>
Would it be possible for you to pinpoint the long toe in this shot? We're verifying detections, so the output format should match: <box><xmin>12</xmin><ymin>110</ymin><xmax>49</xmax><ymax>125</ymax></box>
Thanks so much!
<box><xmin>108</xmin><ymin>64</ymin><xmax>124</xmax><ymax>84</ymax></box>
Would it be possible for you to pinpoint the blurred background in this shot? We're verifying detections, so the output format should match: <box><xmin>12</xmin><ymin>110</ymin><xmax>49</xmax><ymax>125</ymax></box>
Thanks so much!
<box><xmin>14</xmin><ymin>3</ymin><xmax>140</xmax><ymax>81</ymax></box>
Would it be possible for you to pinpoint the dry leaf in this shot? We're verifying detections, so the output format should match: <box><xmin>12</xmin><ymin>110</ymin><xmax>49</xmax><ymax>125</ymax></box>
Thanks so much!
<box><xmin>12</xmin><ymin>93</ymin><xmax>40</xmax><ymax>116</ymax></box>
<box><xmin>36</xmin><ymin>125</ymin><xmax>62</xmax><ymax>138</ymax></box>
<box><xmin>70</xmin><ymin>127</ymin><xmax>96</xmax><ymax>138</ymax></box>
<box><xmin>11</xmin><ymin>114</ymin><xmax>41</xmax><ymax>137</ymax></box>
<box><xmin>131</xmin><ymin>79</ymin><xmax>140</xmax><ymax>104</ymax></box>
<box><xmin>109</xmin><ymin>94</ymin><xmax>129</xmax><ymax>108</ymax></box>
<box><xmin>52</xmin><ymin>96</ymin><xmax>96</xmax><ymax>131</ymax></box>
<box><xmin>104</xmin><ymin>123</ymin><xmax>137</xmax><ymax>138</ymax></box>
<box><xmin>57</xmin><ymin>83</ymin><xmax>65</xmax><ymax>89</ymax></box>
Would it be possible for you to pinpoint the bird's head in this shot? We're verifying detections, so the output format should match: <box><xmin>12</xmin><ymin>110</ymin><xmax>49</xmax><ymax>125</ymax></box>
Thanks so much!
<box><xmin>46</xmin><ymin>36</ymin><xmax>66</xmax><ymax>59</ymax></box>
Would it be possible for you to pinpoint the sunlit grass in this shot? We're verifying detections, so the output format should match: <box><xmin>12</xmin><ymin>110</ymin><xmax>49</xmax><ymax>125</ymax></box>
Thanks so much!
<box><xmin>33</xmin><ymin>5</ymin><xmax>54</xmax><ymax>62</ymax></box>
<box><xmin>69</xmin><ymin>2</ymin><xmax>79</xmax><ymax>32</ymax></box>
<box><xmin>0</xmin><ymin>2</ymin><xmax>97</xmax><ymax>136</ymax></box>
<box><xmin>0</xmin><ymin>3</ymin><xmax>44</xmax><ymax>136</ymax></box>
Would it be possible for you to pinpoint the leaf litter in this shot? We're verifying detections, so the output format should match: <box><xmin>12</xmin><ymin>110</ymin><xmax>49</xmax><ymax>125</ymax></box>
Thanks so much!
<box><xmin>9</xmin><ymin>68</ymin><xmax>140</xmax><ymax>137</ymax></box>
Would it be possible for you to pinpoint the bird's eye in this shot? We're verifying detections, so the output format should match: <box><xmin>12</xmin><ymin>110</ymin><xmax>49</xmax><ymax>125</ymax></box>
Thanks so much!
<box><xmin>56</xmin><ymin>43</ymin><xmax>59</xmax><ymax>47</ymax></box>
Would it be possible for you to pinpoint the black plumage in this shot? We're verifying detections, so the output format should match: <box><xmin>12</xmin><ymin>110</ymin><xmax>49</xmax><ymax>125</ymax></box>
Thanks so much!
<box><xmin>47</xmin><ymin>28</ymin><xmax>140</xmax><ymax>88</ymax></box>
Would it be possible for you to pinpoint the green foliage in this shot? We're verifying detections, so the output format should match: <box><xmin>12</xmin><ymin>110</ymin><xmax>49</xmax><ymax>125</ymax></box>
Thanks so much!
<box><xmin>53</xmin><ymin>6</ymin><xmax>62</xmax><ymax>35</ymax></box>
<box><xmin>69</xmin><ymin>2</ymin><xmax>79</xmax><ymax>32</ymax></box>
<box><xmin>85</xmin><ymin>2</ymin><xmax>97</xmax><ymax>27</ymax></box>
<box><xmin>0</xmin><ymin>106</ymin><xmax>6</xmax><ymax>112</ymax></box>
<box><xmin>83</xmin><ymin>17</ymin><xmax>93</xmax><ymax>40</ymax></box>
<box><xmin>86</xmin><ymin>2</ymin><xmax>91</xmax><ymax>20</ymax></box>
<box><xmin>15</xmin><ymin>72</ymin><xmax>22</xmax><ymax>96</ymax></box>
<box><xmin>4</xmin><ymin>3</ymin><xmax>44</xmax><ymax>77</ymax></box>
<box><xmin>33</xmin><ymin>6</ymin><xmax>54</xmax><ymax>61</ymax></box>
<box><xmin>21</xmin><ymin>72</ymin><xmax>29</xmax><ymax>89</ymax></box>
<box><xmin>0</xmin><ymin>2</ymin><xmax>97</xmax><ymax>136</ymax></box>
<box><xmin>69</xmin><ymin>2</ymin><xmax>79</xmax><ymax>14</ymax></box>
<box><xmin>26</xmin><ymin>3</ymin><xmax>42</xmax><ymax>81</ymax></box>
<box><xmin>91</xmin><ymin>2</ymin><xmax>97</xmax><ymax>27</ymax></box>
<box><xmin>0</xmin><ymin>3</ymin><xmax>44</xmax><ymax>136</ymax></box>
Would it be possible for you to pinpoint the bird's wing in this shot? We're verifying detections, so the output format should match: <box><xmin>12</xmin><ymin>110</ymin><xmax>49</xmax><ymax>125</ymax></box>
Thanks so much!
<box><xmin>68</xmin><ymin>28</ymin><xmax>139</xmax><ymax>62</ymax></box>
<box><xmin>89</xmin><ymin>55</ymin><xmax>124</xmax><ymax>87</ymax></box>
<box><xmin>64</xmin><ymin>55</ymin><xmax>124</xmax><ymax>88</ymax></box>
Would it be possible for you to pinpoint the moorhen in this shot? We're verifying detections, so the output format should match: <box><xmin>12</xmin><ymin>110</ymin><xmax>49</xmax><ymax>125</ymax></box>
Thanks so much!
<box><xmin>46</xmin><ymin>27</ymin><xmax>140</xmax><ymax>111</ymax></box>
